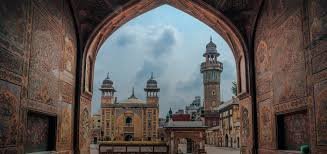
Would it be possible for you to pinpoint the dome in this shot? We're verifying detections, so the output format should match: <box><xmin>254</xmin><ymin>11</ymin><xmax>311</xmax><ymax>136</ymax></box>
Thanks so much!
<box><xmin>206</xmin><ymin>40</ymin><xmax>216</xmax><ymax>49</ymax></box>
<box><xmin>102</xmin><ymin>78</ymin><xmax>113</xmax><ymax>85</ymax></box>
<box><xmin>147</xmin><ymin>78</ymin><xmax>157</xmax><ymax>85</ymax></box>
<box><xmin>205</xmin><ymin>36</ymin><xmax>218</xmax><ymax>54</ymax></box>
<box><xmin>101</xmin><ymin>73</ymin><xmax>113</xmax><ymax>88</ymax></box>
<box><xmin>146</xmin><ymin>73</ymin><xmax>158</xmax><ymax>88</ymax></box>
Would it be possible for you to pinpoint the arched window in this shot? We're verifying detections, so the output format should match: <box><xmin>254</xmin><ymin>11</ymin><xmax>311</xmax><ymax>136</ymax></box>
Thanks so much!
<box><xmin>125</xmin><ymin>134</ymin><xmax>133</xmax><ymax>141</ymax></box>
<box><xmin>125</xmin><ymin>117</ymin><xmax>132</xmax><ymax>126</ymax></box>
<box><xmin>225</xmin><ymin>134</ymin><xmax>229</xmax><ymax>147</ymax></box>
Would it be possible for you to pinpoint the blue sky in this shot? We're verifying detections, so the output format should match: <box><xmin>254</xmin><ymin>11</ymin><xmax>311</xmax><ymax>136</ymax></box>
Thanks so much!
<box><xmin>92</xmin><ymin>5</ymin><xmax>236</xmax><ymax>117</ymax></box>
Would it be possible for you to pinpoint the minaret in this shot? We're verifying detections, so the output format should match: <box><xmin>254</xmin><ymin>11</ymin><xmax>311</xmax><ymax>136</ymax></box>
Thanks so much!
<box><xmin>200</xmin><ymin>37</ymin><xmax>223</xmax><ymax>111</ymax></box>
<box><xmin>144</xmin><ymin>73</ymin><xmax>160</xmax><ymax>104</ymax></box>
<box><xmin>100</xmin><ymin>73</ymin><xmax>116</xmax><ymax>106</ymax></box>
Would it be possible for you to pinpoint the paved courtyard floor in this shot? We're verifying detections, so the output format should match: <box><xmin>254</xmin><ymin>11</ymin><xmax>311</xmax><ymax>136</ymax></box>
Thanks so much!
<box><xmin>205</xmin><ymin>145</ymin><xmax>240</xmax><ymax>154</ymax></box>
<box><xmin>90</xmin><ymin>144</ymin><xmax>240</xmax><ymax>154</ymax></box>
<box><xmin>90</xmin><ymin>144</ymin><xmax>98</xmax><ymax>154</ymax></box>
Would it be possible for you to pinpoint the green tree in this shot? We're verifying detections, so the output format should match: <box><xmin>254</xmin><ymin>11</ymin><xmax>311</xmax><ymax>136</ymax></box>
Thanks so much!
<box><xmin>232</xmin><ymin>81</ymin><xmax>237</xmax><ymax>96</ymax></box>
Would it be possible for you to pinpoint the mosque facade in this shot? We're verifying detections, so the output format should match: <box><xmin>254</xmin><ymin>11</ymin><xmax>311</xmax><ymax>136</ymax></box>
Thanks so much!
<box><xmin>100</xmin><ymin>73</ymin><xmax>160</xmax><ymax>141</ymax></box>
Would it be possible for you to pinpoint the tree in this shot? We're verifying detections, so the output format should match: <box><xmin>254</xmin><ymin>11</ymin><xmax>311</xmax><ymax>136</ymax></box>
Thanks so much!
<box><xmin>232</xmin><ymin>81</ymin><xmax>237</xmax><ymax>96</ymax></box>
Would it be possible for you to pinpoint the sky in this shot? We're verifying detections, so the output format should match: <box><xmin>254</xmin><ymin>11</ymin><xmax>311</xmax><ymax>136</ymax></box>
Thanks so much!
<box><xmin>91</xmin><ymin>5</ymin><xmax>236</xmax><ymax>117</ymax></box>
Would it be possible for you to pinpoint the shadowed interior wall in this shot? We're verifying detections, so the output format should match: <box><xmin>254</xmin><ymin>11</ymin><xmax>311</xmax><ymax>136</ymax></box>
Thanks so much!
<box><xmin>0</xmin><ymin>0</ymin><xmax>77</xmax><ymax>153</ymax></box>
<box><xmin>254</xmin><ymin>0</ymin><xmax>327</xmax><ymax>153</ymax></box>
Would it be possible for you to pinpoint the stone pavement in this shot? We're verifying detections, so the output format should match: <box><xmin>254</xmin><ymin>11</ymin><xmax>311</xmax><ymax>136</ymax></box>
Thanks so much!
<box><xmin>90</xmin><ymin>144</ymin><xmax>99</xmax><ymax>154</ymax></box>
<box><xmin>205</xmin><ymin>145</ymin><xmax>240</xmax><ymax>154</ymax></box>
<box><xmin>90</xmin><ymin>144</ymin><xmax>240</xmax><ymax>154</ymax></box>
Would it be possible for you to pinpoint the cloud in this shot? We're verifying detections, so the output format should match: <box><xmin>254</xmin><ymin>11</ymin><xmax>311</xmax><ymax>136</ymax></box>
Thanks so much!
<box><xmin>175</xmin><ymin>70</ymin><xmax>202</xmax><ymax>94</ymax></box>
<box><xmin>132</xmin><ymin>26</ymin><xmax>179</xmax><ymax>95</ymax></box>
<box><xmin>221</xmin><ymin>58</ymin><xmax>236</xmax><ymax>80</ymax></box>
<box><xmin>151</xmin><ymin>28</ymin><xmax>177</xmax><ymax>58</ymax></box>
<box><xmin>115</xmin><ymin>33</ymin><xmax>136</xmax><ymax>47</ymax></box>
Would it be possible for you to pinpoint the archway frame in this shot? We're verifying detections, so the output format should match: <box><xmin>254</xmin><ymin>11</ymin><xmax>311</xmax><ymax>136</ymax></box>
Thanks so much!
<box><xmin>78</xmin><ymin>0</ymin><xmax>253</xmax><ymax>152</ymax></box>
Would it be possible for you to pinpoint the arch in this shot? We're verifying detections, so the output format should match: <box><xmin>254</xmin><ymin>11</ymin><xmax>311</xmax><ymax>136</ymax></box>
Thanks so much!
<box><xmin>225</xmin><ymin>134</ymin><xmax>229</xmax><ymax>147</ymax></box>
<box><xmin>81</xmin><ymin>0</ymin><xmax>250</xmax><ymax>97</ymax></box>
<box><xmin>186</xmin><ymin>138</ymin><xmax>193</xmax><ymax>153</ymax></box>
<box><xmin>237</xmin><ymin>137</ymin><xmax>240</xmax><ymax>148</ymax></box>
<box><xmin>124</xmin><ymin>134</ymin><xmax>133</xmax><ymax>141</ymax></box>
<box><xmin>125</xmin><ymin>116</ymin><xmax>132</xmax><ymax>125</ymax></box>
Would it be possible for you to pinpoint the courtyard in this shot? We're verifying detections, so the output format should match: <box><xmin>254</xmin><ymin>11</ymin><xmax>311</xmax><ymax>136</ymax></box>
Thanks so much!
<box><xmin>91</xmin><ymin>144</ymin><xmax>240</xmax><ymax>154</ymax></box>
<box><xmin>205</xmin><ymin>145</ymin><xmax>240</xmax><ymax>154</ymax></box>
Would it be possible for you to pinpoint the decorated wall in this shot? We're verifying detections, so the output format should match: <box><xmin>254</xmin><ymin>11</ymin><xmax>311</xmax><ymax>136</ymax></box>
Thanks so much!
<box><xmin>0</xmin><ymin>0</ymin><xmax>77</xmax><ymax>153</ymax></box>
<box><xmin>254</xmin><ymin>0</ymin><xmax>327</xmax><ymax>153</ymax></box>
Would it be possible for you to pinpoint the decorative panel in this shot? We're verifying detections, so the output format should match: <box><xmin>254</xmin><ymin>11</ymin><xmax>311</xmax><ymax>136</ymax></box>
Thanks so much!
<box><xmin>28</xmin><ymin>4</ymin><xmax>62</xmax><ymax>104</ymax></box>
<box><xmin>0</xmin><ymin>47</ymin><xmax>24</xmax><ymax>75</ymax></box>
<box><xmin>0</xmin><ymin>0</ymin><xmax>26</xmax><ymax>52</ymax></box>
<box><xmin>309</xmin><ymin>0</ymin><xmax>327</xmax><ymax>56</ymax></box>
<box><xmin>239</xmin><ymin>96</ymin><xmax>253</xmax><ymax>154</ymax></box>
<box><xmin>255</xmin><ymin>40</ymin><xmax>272</xmax><ymax>103</ymax></box>
<box><xmin>258</xmin><ymin>99</ymin><xmax>273</xmax><ymax>148</ymax></box>
<box><xmin>272</xmin><ymin>10</ymin><xmax>306</xmax><ymax>104</ymax></box>
<box><xmin>33</xmin><ymin>0</ymin><xmax>63</xmax><ymax>25</ymax></box>
<box><xmin>0</xmin><ymin>80</ymin><xmax>20</xmax><ymax>147</ymax></box>
<box><xmin>59</xmin><ymin>103</ymin><xmax>72</xmax><ymax>147</ymax></box>
<box><xmin>312</xmin><ymin>51</ymin><xmax>327</xmax><ymax>74</ymax></box>
<box><xmin>314</xmin><ymin>79</ymin><xmax>327</xmax><ymax>145</ymax></box>
<box><xmin>79</xmin><ymin>96</ymin><xmax>91</xmax><ymax>153</ymax></box>
<box><xmin>0</xmin><ymin>0</ymin><xmax>26</xmax><ymax>76</ymax></box>
<box><xmin>268</xmin><ymin>0</ymin><xmax>303</xmax><ymax>27</ymax></box>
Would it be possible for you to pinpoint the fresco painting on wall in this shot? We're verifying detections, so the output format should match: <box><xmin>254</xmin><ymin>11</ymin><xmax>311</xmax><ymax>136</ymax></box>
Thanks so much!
<box><xmin>241</xmin><ymin>106</ymin><xmax>249</xmax><ymax>143</ymax></box>
<box><xmin>0</xmin><ymin>80</ymin><xmax>20</xmax><ymax>146</ymax></box>
<box><xmin>314</xmin><ymin>79</ymin><xmax>327</xmax><ymax>145</ymax></box>
<box><xmin>259</xmin><ymin>104</ymin><xmax>272</xmax><ymax>147</ymax></box>
<box><xmin>60</xmin><ymin>103</ymin><xmax>72</xmax><ymax>145</ymax></box>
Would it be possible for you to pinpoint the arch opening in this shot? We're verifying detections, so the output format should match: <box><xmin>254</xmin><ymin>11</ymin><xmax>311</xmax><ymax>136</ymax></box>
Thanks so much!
<box><xmin>81</xmin><ymin>1</ymin><xmax>249</xmax><ymax>98</ymax></box>
<box><xmin>85</xmin><ymin>1</ymin><xmax>250</xmax><ymax>153</ymax></box>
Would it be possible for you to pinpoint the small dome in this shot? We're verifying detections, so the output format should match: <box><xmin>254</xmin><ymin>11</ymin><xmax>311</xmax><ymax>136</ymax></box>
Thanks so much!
<box><xmin>205</xmin><ymin>36</ymin><xmax>218</xmax><ymax>54</ymax></box>
<box><xmin>103</xmin><ymin>78</ymin><xmax>113</xmax><ymax>85</ymax></box>
<box><xmin>206</xmin><ymin>40</ymin><xmax>216</xmax><ymax>48</ymax></box>
<box><xmin>101</xmin><ymin>73</ymin><xmax>113</xmax><ymax>88</ymax></box>
<box><xmin>146</xmin><ymin>73</ymin><xmax>158</xmax><ymax>88</ymax></box>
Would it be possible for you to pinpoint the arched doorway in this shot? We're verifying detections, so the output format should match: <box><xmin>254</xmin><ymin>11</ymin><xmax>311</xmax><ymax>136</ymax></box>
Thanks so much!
<box><xmin>186</xmin><ymin>138</ymin><xmax>193</xmax><ymax>153</ymax></box>
<box><xmin>124</xmin><ymin>134</ymin><xmax>133</xmax><ymax>141</ymax></box>
<box><xmin>237</xmin><ymin>137</ymin><xmax>240</xmax><ymax>148</ymax></box>
<box><xmin>225</xmin><ymin>134</ymin><xmax>229</xmax><ymax>147</ymax></box>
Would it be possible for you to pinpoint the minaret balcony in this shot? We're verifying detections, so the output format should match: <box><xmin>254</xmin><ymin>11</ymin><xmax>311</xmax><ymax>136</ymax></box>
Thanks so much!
<box><xmin>200</xmin><ymin>61</ymin><xmax>223</xmax><ymax>72</ymax></box>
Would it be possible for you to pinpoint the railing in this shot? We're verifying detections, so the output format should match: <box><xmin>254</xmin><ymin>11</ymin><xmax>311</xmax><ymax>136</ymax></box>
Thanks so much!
<box><xmin>99</xmin><ymin>141</ymin><xmax>168</xmax><ymax>154</ymax></box>
<box><xmin>200</xmin><ymin>62</ymin><xmax>223</xmax><ymax>71</ymax></box>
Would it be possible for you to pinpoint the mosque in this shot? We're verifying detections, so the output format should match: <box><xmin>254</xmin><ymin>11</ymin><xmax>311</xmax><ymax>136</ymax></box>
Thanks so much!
<box><xmin>99</xmin><ymin>73</ymin><xmax>160</xmax><ymax>141</ymax></box>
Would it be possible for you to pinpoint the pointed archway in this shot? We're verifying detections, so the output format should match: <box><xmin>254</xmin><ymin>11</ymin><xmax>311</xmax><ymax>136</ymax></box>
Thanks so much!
<box><xmin>77</xmin><ymin>0</ymin><xmax>255</xmax><ymax>153</ymax></box>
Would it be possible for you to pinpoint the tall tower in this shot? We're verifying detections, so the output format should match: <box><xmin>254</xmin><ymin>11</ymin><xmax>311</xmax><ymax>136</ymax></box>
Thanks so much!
<box><xmin>100</xmin><ymin>73</ymin><xmax>116</xmax><ymax>106</ymax></box>
<box><xmin>200</xmin><ymin>37</ymin><xmax>223</xmax><ymax>111</ymax></box>
<box><xmin>144</xmin><ymin>73</ymin><xmax>160</xmax><ymax>105</ymax></box>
